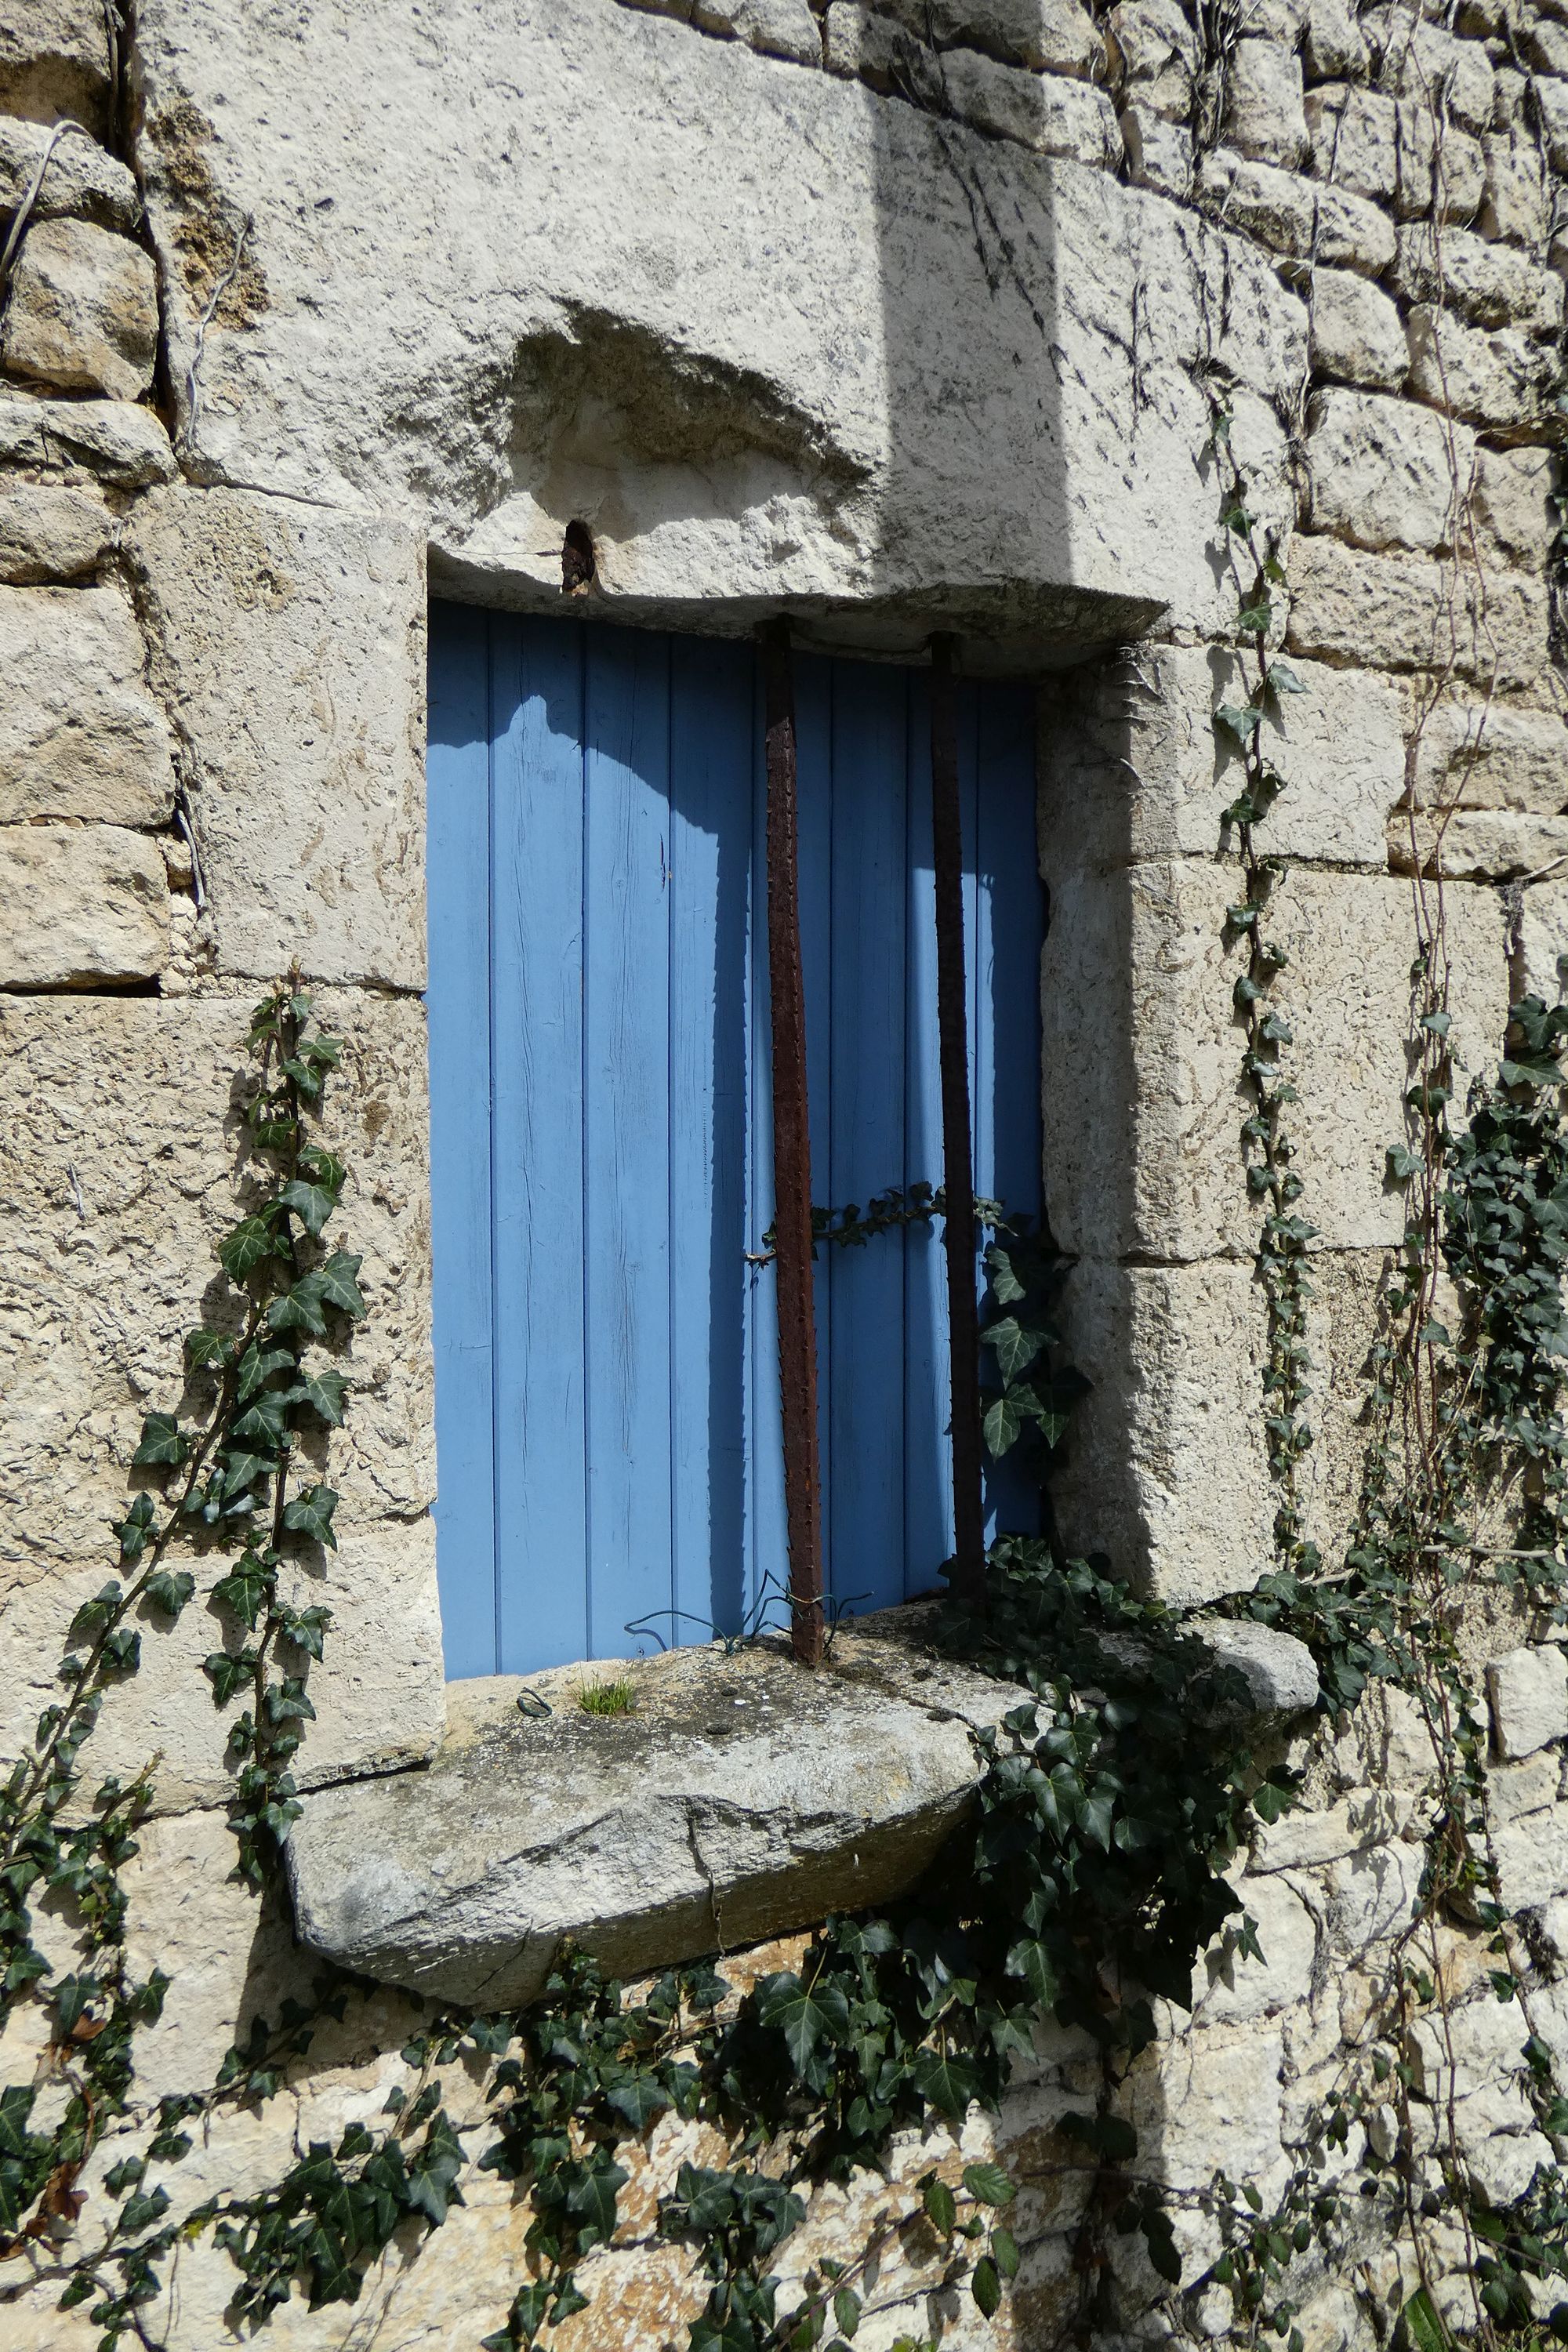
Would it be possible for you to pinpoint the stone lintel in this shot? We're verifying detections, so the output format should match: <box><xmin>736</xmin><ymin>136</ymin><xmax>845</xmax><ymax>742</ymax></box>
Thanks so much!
<box><xmin>286</xmin><ymin>1601</ymin><xmax>1319</xmax><ymax>2008</ymax></box>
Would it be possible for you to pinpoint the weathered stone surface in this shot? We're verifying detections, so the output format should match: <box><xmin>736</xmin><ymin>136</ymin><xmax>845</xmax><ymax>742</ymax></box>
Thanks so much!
<box><xmin>1480</xmin><ymin>128</ymin><xmax>1553</xmax><ymax>246</ymax></box>
<box><xmin>1224</xmin><ymin>38</ymin><xmax>1308</xmax><ymax>167</ymax></box>
<box><xmin>941</xmin><ymin>49</ymin><xmax>1122</xmax><ymax>165</ymax></box>
<box><xmin>1406</xmin><ymin>697</ymin><xmax>1568</xmax><ymax>817</ymax></box>
<box><xmin>1042</xmin><ymin>640</ymin><xmax>1405</xmax><ymax>873</ymax></box>
<box><xmin>0</xmin><ymin>821</ymin><xmax>169</xmax><ymax>985</ymax></box>
<box><xmin>1487</xmin><ymin>1643</ymin><xmax>1568</xmax><ymax>1761</ymax></box>
<box><xmin>287</xmin><ymin>1616</ymin><xmax>1026</xmax><ymax>2005</ymax></box>
<box><xmin>1472</xmin><ymin>443</ymin><xmax>1560</xmax><ymax>572</ymax></box>
<box><xmin>1193</xmin><ymin>1870</ymin><xmax>1317</xmax><ymax>2024</ymax></box>
<box><xmin>0</xmin><ymin>481</ymin><xmax>111</xmax><ymax>581</ymax></box>
<box><xmin>1106</xmin><ymin>0</ymin><xmax>1199</xmax><ymax>118</ymax></box>
<box><xmin>1308</xmin><ymin>266</ymin><xmax>1407</xmax><ymax>389</ymax></box>
<box><xmin>0</xmin><ymin>991</ymin><xmax>436</xmax><ymax>1592</ymax></box>
<box><xmin>1392</xmin><ymin>806</ymin><xmax>1568</xmax><ymax>882</ymax></box>
<box><xmin>1363</xmin><ymin>6</ymin><xmax>1495</xmax><ymax>135</ymax></box>
<box><xmin>0</xmin><ymin>390</ymin><xmax>176</xmax><ymax>484</ymax></box>
<box><xmin>132</xmin><ymin>0</ymin><xmax>1303</xmax><ymax>646</ymax></box>
<box><xmin>1519</xmin><ymin>880</ymin><xmax>1568</xmax><ymax>1001</ymax></box>
<box><xmin>1039</xmin><ymin>859</ymin><xmax>1508</xmax><ymax>1261</ymax></box>
<box><xmin>0</xmin><ymin>584</ymin><xmax>175</xmax><ymax>823</ymax></box>
<box><xmin>1200</xmin><ymin>151</ymin><xmax>1396</xmax><ymax>272</ymax></box>
<box><xmin>691</xmin><ymin>0</ymin><xmax>819</xmax><ymax>62</ymax></box>
<box><xmin>0</xmin><ymin>218</ymin><xmax>159</xmax><ymax>401</ymax></box>
<box><xmin>1393</xmin><ymin>220</ymin><xmax>1564</xmax><ymax>332</ymax></box>
<box><xmin>1287</xmin><ymin>532</ymin><xmax>1552</xmax><ymax>687</ymax></box>
<box><xmin>1406</xmin><ymin>303</ymin><xmax>1558</xmax><ymax>429</ymax></box>
<box><xmin>1305</xmin><ymin>82</ymin><xmax>1399</xmax><ymax>201</ymax></box>
<box><xmin>1494</xmin><ymin>1798</ymin><xmax>1568</xmax><ymax>1913</ymax></box>
<box><xmin>1120</xmin><ymin>103</ymin><xmax>1192</xmax><ymax>198</ymax></box>
<box><xmin>1195</xmin><ymin>1620</ymin><xmax>1321</xmax><ymax>1717</ymax></box>
<box><xmin>0</xmin><ymin>0</ymin><xmax>111</xmax><ymax>127</ymax></box>
<box><xmin>0</xmin><ymin>116</ymin><xmax>141</xmax><ymax>232</ymax></box>
<box><xmin>1536</xmin><ymin>71</ymin><xmax>1568</xmax><ymax>175</ymax></box>
<box><xmin>126</xmin><ymin>488</ymin><xmax>426</xmax><ymax>987</ymax></box>
<box><xmin>1305</xmin><ymin>387</ymin><xmax>1472</xmax><ymax>554</ymax></box>
<box><xmin>882</xmin><ymin>0</ymin><xmax>1105</xmax><ymax>74</ymax></box>
<box><xmin>1304</xmin><ymin>0</ymin><xmax>1369</xmax><ymax>83</ymax></box>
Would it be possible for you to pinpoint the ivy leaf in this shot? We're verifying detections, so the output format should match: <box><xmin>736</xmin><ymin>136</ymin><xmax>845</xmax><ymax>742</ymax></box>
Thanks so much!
<box><xmin>1236</xmin><ymin>599</ymin><xmax>1272</xmax><ymax>636</ymax></box>
<box><xmin>111</xmin><ymin>1495</ymin><xmax>157</xmax><ymax>1561</ymax></box>
<box><xmin>564</xmin><ymin>2157</ymin><xmax>627</xmax><ymax>2248</ymax></box>
<box><xmin>962</xmin><ymin>2161</ymin><xmax>1015</xmax><ymax>2209</ymax></box>
<box><xmin>280</xmin><ymin>1177</ymin><xmax>340</xmax><ymax>1237</ymax></box>
<box><xmin>1215</xmin><ymin>702</ymin><xmax>1264</xmax><ymax>744</ymax></box>
<box><xmin>991</xmin><ymin>2223</ymin><xmax>1022</xmax><ymax>2279</ymax></box>
<box><xmin>118</xmin><ymin>2186</ymin><xmax>171</xmax><ymax>2237</ymax></box>
<box><xmin>268</xmin><ymin>1273</ymin><xmax>329</xmax><ymax>1339</ymax></box>
<box><xmin>185</xmin><ymin>1327</ymin><xmax>237</xmax><ymax>1370</ymax></box>
<box><xmin>283</xmin><ymin>1484</ymin><xmax>339</xmax><ymax>1550</ymax></box>
<box><xmin>68</xmin><ymin>1583</ymin><xmax>123</xmax><ymax>1646</ymax></box>
<box><xmin>833</xmin><ymin>2286</ymin><xmax>862</xmax><ymax>2339</ymax></box>
<box><xmin>922</xmin><ymin>2174</ymin><xmax>956</xmax><ymax>2234</ymax></box>
<box><xmin>230</xmin><ymin>1388</ymin><xmax>292</xmax><ymax>1447</ymax></box>
<box><xmin>1401</xmin><ymin>2288</ymin><xmax>1450</xmax><ymax>2352</ymax></box>
<box><xmin>143</xmin><ymin>1570</ymin><xmax>195</xmax><ymax>1621</ymax></box>
<box><xmin>1266</xmin><ymin>661</ymin><xmax>1306</xmax><ymax>695</ymax></box>
<box><xmin>289</xmin><ymin>1369</ymin><xmax>348</xmax><ymax>1426</ymax></box>
<box><xmin>132</xmin><ymin>1412</ymin><xmax>187</xmax><ymax>1468</ymax></box>
<box><xmin>971</xmin><ymin>2256</ymin><xmax>1001</xmax><ymax>2318</ymax></box>
<box><xmin>982</xmin><ymin>1316</ymin><xmax>1044</xmax><ymax>1383</ymax></box>
<box><xmin>985</xmin><ymin>1245</ymin><xmax>1025</xmax><ymax>1305</ymax></box>
<box><xmin>203</xmin><ymin>1651</ymin><xmax>256</xmax><ymax>1708</ymax></box>
<box><xmin>405</xmin><ymin>2114</ymin><xmax>466</xmax><ymax>2226</ymax></box>
<box><xmin>317</xmin><ymin>1251</ymin><xmax>366</xmax><ymax>1319</ymax></box>
<box><xmin>1386</xmin><ymin>1145</ymin><xmax>1423</xmax><ymax>1182</ymax></box>
<box><xmin>1005</xmin><ymin>1936</ymin><xmax>1058</xmax><ymax>2009</ymax></box>
<box><xmin>238</xmin><ymin>1342</ymin><xmax>296</xmax><ymax>1402</ymax></box>
<box><xmin>605</xmin><ymin>2074</ymin><xmax>673</xmax><ymax>2131</ymax></box>
<box><xmin>219</xmin><ymin>1214</ymin><xmax>282</xmax><ymax>1280</ymax></box>
<box><xmin>757</xmin><ymin>1973</ymin><xmax>851</xmax><ymax>2072</ymax></box>
<box><xmin>983</xmin><ymin>1396</ymin><xmax>1020</xmax><ymax>1459</ymax></box>
<box><xmin>911</xmin><ymin>2050</ymin><xmax>980</xmax><ymax>2116</ymax></box>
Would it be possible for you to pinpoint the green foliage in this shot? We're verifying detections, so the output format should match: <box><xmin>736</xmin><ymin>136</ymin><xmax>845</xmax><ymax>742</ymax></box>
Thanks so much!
<box><xmin>578</xmin><ymin>1677</ymin><xmax>637</xmax><ymax>1717</ymax></box>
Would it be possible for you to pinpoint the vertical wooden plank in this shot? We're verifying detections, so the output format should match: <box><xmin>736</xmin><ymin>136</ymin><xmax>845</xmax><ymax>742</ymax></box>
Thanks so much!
<box><xmin>902</xmin><ymin>666</ymin><xmax>952</xmax><ymax>1592</ymax></box>
<box><xmin>426</xmin><ymin>602</ymin><xmax>498</xmax><ymax>1680</ymax></box>
<box><xmin>976</xmin><ymin>680</ymin><xmax>1046</xmax><ymax>1541</ymax></box>
<box><xmin>489</xmin><ymin>616</ymin><xmax>590</xmax><ymax>1671</ymax></box>
<box><xmin>744</xmin><ymin>661</ymin><xmax>783</xmax><ymax>1636</ymax></box>
<box><xmin>825</xmin><ymin>656</ymin><xmax>908</xmax><ymax>1613</ymax></box>
<box><xmin>670</xmin><ymin>635</ymin><xmax>753</xmax><ymax>1642</ymax></box>
<box><xmin>583</xmin><ymin>626</ymin><xmax>675</xmax><ymax>1657</ymax></box>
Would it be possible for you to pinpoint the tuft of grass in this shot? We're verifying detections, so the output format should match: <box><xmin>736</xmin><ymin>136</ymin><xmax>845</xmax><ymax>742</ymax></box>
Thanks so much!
<box><xmin>578</xmin><ymin>1677</ymin><xmax>637</xmax><ymax>1718</ymax></box>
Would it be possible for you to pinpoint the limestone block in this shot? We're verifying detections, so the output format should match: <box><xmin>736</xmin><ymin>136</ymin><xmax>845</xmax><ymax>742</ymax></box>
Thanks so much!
<box><xmin>1287</xmin><ymin>532</ymin><xmax>1552</xmax><ymax>688</ymax></box>
<box><xmin>1105</xmin><ymin>0</ymin><xmax>1199</xmax><ymax>119</ymax></box>
<box><xmin>1253</xmin><ymin>1786</ymin><xmax>1417</xmax><ymax>1871</ymax></box>
<box><xmin>1305</xmin><ymin>387</ymin><xmax>1473</xmax><ymax>554</ymax></box>
<box><xmin>1363</xmin><ymin>8</ymin><xmax>1495</xmax><ymax>135</ymax></box>
<box><xmin>1410</xmin><ymin>1984</ymin><xmax>1534</xmax><ymax>2104</ymax></box>
<box><xmin>1489</xmin><ymin>1750</ymin><xmax>1563</xmax><ymax>1825</ymax></box>
<box><xmin>1392</xmin><ymin>807</ymin><xmax>1568</xmax><ymax>881</ymax></box>
<box><xmin>1393</xmin><ymin>221</ymin><xmax>1564</xmax><ymax>333</ymax></box>
<box><xmin>822</xmin><ymin>0</ymin><xmax>927</xmax><ymax>87</ymax></box>
<box><xmin>287</xmin><ymin>1625</ymin><xmax>1022</xmax><ymax>2005</ymax></box>
<box><xmin>0</xmin><ymin>390</ymin><xmax>176</xmax><ymax>485</ymax></box>
<box><xmin>1479</xmin><ymin>130</ymin><xmax>1553</xmax><ymax>247</ymax></box>
<box><xmin>0</xmin><ymin>481</ymin><xmax>111</xmax><ymax>581</ymax></box>
<box><xmin>1526</xmin><ymin>16</ymin><xmax>1568</xmax><ymax>74</ymax></box>
<box><xmin>1306</xmin><ymin>83</ymin><xmax>1399</xmax><ymax>201</ymax></box>
<box><xmin>0</xmin><ymin>991</ymin><xmax>437</xmax><ymax>1592</ymax></box>
<box><xmin>0</xmin><ymin>0</ymin><xmax>111</xmax><ymax>128</ymax></box>
<box><xmin>1039</xmin><ymin>857</ymin><xmax>1508</xmax><ymax>1261</ymax></box>
<box><xmin>1200</xmin><ymin>152</ymin><xmax>1396</xmax><ymax>273</ymax></box>
<box><xmin>1395</xmin><ymin>108</ymin><xmax>1485</xmax><ymax>225</ymax></box>
<box><xmin>0</xmin><ymin>584</ymin><xmax>175</xmax><ymax>824</ymax></box>
<box><xmin>1322</xmin><ymin>1836</ymin><xmax>1425</xmax><ymax>1953</ymax></box>
<box><xmin>1494</xmin><ymin>1802</ymin><xmax>1568</xmax><ymax>1912</ymax></box>
<box><xmin>941</xmin><ymin>49</ymin><xmax>1122</xmax><ymax>163</ymax></box>
<box><xmin>1125</xmin><ymin>2024</ymin><xmax>1289</xmax><ymax>2261</ymax></box>
<box><xmin>1198</xmin><ymin>1621</ymin><xmax>1321</xmax><ymax>1716</ymax></box>
<box><xmin>1407</xmin><ymin>698</ymin><xmax>1568</xmax><ymax>818</ymax></box>
<box><xmin>1224</xmin><ymin>39</ymin><xmax>1308</xmax><ymax>168</ymax></box>
<box><xmin>1043</xmin><ymin>641</ymin><xmax>1404</xmax><ymax>873</ymax></box>
<box><xmin>1519</xmin><ymin>881</ymin><xmax>1568</xmax><ymax>1001</ymax></box>
<box><xmin>0</xmin><ymin>821</ymin><xmax>169</xmax><ymax>985</ymax></box>
<box><xmin>884</xmin><ymin>0</ymin><xmax>1105</xmax><ymax>75</ymax></box>
<box><xmin>1488</xmin><ymin>1643</ymin><xmax>1568</xmax><ymax>1759</ymax></box>
<box><xmin>0</xmin><ymin>117</ymin><xmax>140</xmax><ymax>233</ymax></box>
<box><xmin>1304</xmin><ymin>0</ymin><xmax>1370</xmax><ymax>83</ymax></box>
<box><xmin>1472</xmin><ymin>443</ymin><xmax>1561</xmax><ymax>570</ymax></box>
<box><xmin>1194</xmin><ymin>1871</ymin><xmax>1318</xmax><ymax>2024</ymax></box>
<box><xmin>1406</xmin><ymin>303</ymin><xmax>1559</xmax><ymax>429</ymax></box>
<box><xmin>1535</xmin><ymin>71</ymin><xmax>1568</xmax><ymax>174</ymax></box>
<box><xmin>690</xmin><ymin>0</ymin><xmax>821</xmax><ymax>62</ymax></box>
<box><xmin>0</xmin><ymin>1514</ymin><xmax>444</xmax><ymax>1814</ymax></box>
<box><xmin>1308</xmin><ymin>266</ymin><xmax>1408</xmax><ymax>389</ymax></box>
<box><xmin>126</xmin><ymin>488</ymin><xmax>426</xmax><ymax>988</ymax></box>
<box><xmin>0</xmin><ymin>218</ymin><xmax>158</xmax><ymax>401</ymax></box>
<box><xmin>1120</xmin><ymin>103</ymin><xmax>1192</xmax><ymax>198</ymax></box>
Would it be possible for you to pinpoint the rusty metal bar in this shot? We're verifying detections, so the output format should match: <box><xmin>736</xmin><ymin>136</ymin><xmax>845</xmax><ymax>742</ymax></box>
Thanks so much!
<box><xmin>929</xmin><ymin>633</ymin><xmax>987</xmax><ymax>1613</ymax></box>
<box><xmin>760</xmin><ymin>619</ymin><xmax>826</xmax><ymax>1666</ymax></box>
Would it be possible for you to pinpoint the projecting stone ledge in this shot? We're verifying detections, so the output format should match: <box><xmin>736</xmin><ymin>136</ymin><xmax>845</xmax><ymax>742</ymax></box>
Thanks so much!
<box><xmin>285</xmin><ymin>1602</ymin><xmax>1319</xmax><ymax>2009</ymax></box>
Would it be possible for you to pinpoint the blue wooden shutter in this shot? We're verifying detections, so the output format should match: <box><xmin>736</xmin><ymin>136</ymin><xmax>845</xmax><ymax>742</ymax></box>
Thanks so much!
<box><xmin>426</xmin><ymin>608</ymin><xmax>1041</xmax><ymax>1679</ymax></box>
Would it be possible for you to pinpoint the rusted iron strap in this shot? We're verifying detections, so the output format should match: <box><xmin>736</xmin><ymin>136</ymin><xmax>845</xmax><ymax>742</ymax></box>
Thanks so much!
<box><xmin>929</xmin><ymin>634</ymin><xmax>987</xmax><ymax>1613</ymax></box>
<box><xmin>760</xmin><ymin>619</ymin><xmax>826</xmax><ymax>1666</ymax></box>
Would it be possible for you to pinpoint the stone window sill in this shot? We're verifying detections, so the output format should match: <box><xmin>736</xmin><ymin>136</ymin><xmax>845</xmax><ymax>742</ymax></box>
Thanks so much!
<box><xmin>285</xmin><ymin>1603</ymin><xmax>1316</xmax><ymax>2009</ymax></box>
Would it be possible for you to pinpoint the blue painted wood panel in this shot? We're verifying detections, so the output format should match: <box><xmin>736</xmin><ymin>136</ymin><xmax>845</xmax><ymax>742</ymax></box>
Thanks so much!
<box><xmin>426</xmin><ymin>608</ymin><xmax>1043</xmax><ymax>1678</ymax></box>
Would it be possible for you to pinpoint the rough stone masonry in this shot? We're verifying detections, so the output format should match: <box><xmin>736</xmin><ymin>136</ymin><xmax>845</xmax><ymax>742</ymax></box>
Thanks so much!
<box><xmin>0</xmin><ymin>0</ymin><xmax>1565</xmax><ymax>2346</ymax></box>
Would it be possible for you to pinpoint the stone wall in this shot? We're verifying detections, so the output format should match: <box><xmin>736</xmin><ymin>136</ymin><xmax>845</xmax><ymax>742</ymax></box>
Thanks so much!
<box><xmin>0</xmin><ymin>0</ymin><xmax>1565</xmax><ymax>2347</ymax></box>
